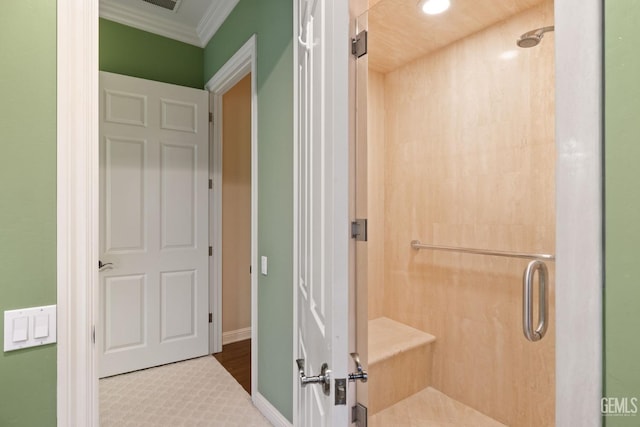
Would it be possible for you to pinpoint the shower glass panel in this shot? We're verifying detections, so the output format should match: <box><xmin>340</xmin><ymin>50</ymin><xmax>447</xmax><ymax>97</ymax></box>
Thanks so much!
<box><xmin>353</xmin><ymin>7</ymin><xmax>371</xmax><ymax>416</ymax></box>
<box><xmin>355</xmin><ymin>1</ymin><xmax>556</xmax><ymax>426</ymax></box>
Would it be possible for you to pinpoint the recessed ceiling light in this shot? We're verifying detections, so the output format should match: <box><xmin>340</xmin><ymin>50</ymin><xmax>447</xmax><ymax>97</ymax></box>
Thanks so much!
<box><xmin>420</xmin><ymin>0</ymin><xmax>451</xmax><ymax>15</ymax></box>
<box><xmin>500</xmin><ymin>50</ymin><xmax>519</xmax><ymax>60</ymax></box>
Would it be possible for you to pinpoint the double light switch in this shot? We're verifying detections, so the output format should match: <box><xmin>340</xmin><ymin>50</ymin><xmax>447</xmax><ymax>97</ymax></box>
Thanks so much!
<box><xmin>3</xmin><ymin>305</ymin><xmax>57</xmax><ymax>352</ymax></box>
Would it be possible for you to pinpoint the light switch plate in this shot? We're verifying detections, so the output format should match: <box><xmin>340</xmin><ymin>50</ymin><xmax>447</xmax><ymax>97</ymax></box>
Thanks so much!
<box><xmin>261</xmin><ymin>256</ymin><xmax>268</xmax><ymax>276</ymax></box>
<box><xmin>4</xmin><ymin>305</ymin><xmax>57</xmax><ymax>352</ymax></box>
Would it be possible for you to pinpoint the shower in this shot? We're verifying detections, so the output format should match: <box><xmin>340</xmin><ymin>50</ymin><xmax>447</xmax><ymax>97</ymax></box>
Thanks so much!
<box><xmin>517</xmin><ymin>25</ymin><xmax>555</xmax><ymax>47</ymax></box>
<box><xmin>360</xmin><ymin>0</ymin><xmax>557</xmax><ymax>424</ymax></box>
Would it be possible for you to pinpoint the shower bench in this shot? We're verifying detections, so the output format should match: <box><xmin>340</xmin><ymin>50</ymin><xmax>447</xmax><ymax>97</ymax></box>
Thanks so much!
<box><xmin>368</xmin><ymin>317</ymin><xmax>436</xmax><ymax>414</ymax></box>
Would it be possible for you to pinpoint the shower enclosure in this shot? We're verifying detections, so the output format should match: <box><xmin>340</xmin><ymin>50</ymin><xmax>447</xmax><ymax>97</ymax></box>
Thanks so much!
<box><xmin>354</xmin><ymin>0</ymin><xmax>556</xmax><ymax>425</ymax></box>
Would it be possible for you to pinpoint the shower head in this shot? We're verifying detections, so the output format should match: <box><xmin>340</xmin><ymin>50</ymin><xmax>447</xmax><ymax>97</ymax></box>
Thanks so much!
<box><xmin>516</xmin><ymin>26</ymin><xmax>554</xmax><ymax>48</ymax></box>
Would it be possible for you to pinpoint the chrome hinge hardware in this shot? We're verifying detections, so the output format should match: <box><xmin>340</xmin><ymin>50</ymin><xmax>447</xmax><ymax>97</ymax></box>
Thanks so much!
<box><xmin>351</xmin><ymin>219</ymin><xmax>368</xmax><ymax>241</ymax></box>
<box><xmin>351</xmin><ymin>30</ymin><xmax>368</xmax><ymax>58</ymax></box>
<box><xmin>352</xmin><ymin>403</ymin><xmax>368</xmax><ymax>427</ymax></box>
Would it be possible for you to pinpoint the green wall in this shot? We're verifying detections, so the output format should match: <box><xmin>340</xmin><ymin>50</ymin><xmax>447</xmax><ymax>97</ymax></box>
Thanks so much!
<box><xmin>0</xmin><ymin>3</ymin><xmax>57</xmax><ymax>427</ymax></box>
<box><xmin>204</xmin><ymin>0</ymin><xmax>294</xmax><ymax>420</ymax></box>
<box><xmin>100</xmin><ymin>18</ymin><xmax>204</xmax><ymax>88</ymax></box>
<box><xmin>0</xmin><ymin>3</ymin><xmax>290</xmax><ymax>424</ymax></box>
<box><xmin>605</xmin><ymin>0</ymin><xmax>640</xmax><ymax>425</ymax></box>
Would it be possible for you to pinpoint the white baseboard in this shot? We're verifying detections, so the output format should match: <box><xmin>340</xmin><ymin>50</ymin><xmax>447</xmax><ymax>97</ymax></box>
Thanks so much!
<box><xmin>222</xmin><ymin>327</ymin><xmax>252</xmax><ymax>345</ymax></box>
<box><xmin>253</xmin><ymin>392</ymin><xmax>292</xmax><ymax>427</ymax></box>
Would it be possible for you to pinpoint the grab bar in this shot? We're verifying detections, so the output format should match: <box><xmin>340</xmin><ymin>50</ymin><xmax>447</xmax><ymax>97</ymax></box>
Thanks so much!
<box><xmin>522</xmin><ymin>260</ymin><xmax>549</xmax><ymax>342</ymax></box>
<box><xmin>411</xmin><ymin>239</ymin><xmax>552</xmax><ymax>342</ymax></box>
<box><xmin>410</xmin><ymin>240</ymin><xmax>555</xmax><ymax>261</ymax></box>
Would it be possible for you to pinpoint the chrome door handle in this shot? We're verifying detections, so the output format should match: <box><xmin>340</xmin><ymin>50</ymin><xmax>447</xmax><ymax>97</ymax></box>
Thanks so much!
<box><xmin>523</xmin><ymin>260</ymin><xmax>549</xmax><ymax>341</ymax></box>
<box><xmin>348</xmin><ymin>352</ymin><xmax>368</xmax><ymax>383</ymax></box>
<box><xmin>296</xmin><ymin>358</ymin><xmax>331</xmax><ymax>396</ymax></box>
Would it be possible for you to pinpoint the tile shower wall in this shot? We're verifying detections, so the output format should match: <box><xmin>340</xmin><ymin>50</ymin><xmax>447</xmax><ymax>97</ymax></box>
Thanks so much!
<box><xmin>367</xmin><ymin>69</ymin><xmax>387</xmax><ymax>320</ymax></box>
<box><xmin>370</xmin><ymin>1</ymin><xmax>556</xmax><ymax>425</ymax></box>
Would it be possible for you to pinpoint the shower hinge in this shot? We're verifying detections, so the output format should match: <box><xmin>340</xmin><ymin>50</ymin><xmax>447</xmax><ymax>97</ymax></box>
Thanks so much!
<box><xmin>209</xmin><ymin>313</ymin><xmax>213</xmax><ymax>323</ymax></box>
<box><xmin>351</xmin><ymin>218</ymin><xmax>368</xmax><ymax>241</ymax></box>
<box><xmin>209</xmin><ymin>112</ymin><xmax>213</xmax><ymax>123</ymax></box>
<box><xmin>209</xmin><ymin>246</ymin><xmax>213</xmax><ymax>256</ymax></box>
<box><xmin>351</xmin><ymin>30</ymin><xmax>368</xmax><ymax>58</ymax></box>
<box><xmin>352</xmin><ymin>403</ymin><xmax>367</xmax><ymax>427</ymax></box>
<box><xmin>209</xmin><ymin>179</ymin><xmax>213</xmax><ymax>189</ymax></box>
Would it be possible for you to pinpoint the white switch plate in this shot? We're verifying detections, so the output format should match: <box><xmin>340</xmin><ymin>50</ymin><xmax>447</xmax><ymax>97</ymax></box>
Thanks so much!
<box><xmin>4</xmin><ymin>305</ymin><xmax>57</xmax><ymax>352</ymax></box>
<box><xmin>261</xmin><ymin>256</ymin><xmax>268</xmax><ymax>276</ymax></box>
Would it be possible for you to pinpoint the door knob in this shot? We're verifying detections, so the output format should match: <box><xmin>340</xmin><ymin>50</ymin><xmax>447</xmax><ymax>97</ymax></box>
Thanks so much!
<box><xmin>348</xmin><ymin>352</ymin><xmax>368</xmax><ymax>383</ymax></box>
<box><xmin>296</xmin><ymin>358</ymin><xmax>331</xmax><ymax>396</ymax></box>
<box><xmin>98</xmin><ymin>260</ymin><xmax>114</xmax><ymax>270</ymax></box>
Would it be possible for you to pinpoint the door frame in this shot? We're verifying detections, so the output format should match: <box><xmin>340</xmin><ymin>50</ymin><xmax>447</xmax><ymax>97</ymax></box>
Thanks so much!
<box><xmin>57</xmin><ymin>1</ymin><xmax>99</xmax><ymax>426</ymax></box>
<box><xmin>554</xmin><ymin>1</ymin><xmax>603</xmax><ymax>424</ymax></box>
<box><xmin>57</xmin><ymin>0</ymin><xmax>603</xmax><ymax>425</ymax></box>
<box><xmin>204</xmin><ymin>35</ymin><xmax>258</xmax><ymax>398</ymax></box>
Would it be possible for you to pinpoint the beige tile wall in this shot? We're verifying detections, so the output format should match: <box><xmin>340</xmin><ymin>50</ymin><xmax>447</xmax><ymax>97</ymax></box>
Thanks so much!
<box><xmin>367</xmin><ymin>69</ymin><xmax>387</xmax><ymax>321</ymax></box>
<box><xmin>369</xmin><ymin>1</ymin><xmax>556</xmax><ymax>425</ymax></box>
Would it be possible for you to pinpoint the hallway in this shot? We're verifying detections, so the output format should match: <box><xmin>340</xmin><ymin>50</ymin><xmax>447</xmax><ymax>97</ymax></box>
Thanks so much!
<box><xmin>214</xmin><ymin>339</ymin><xmax>252</xmax><ymax>394</ymax></box>
<box><xmin>99</xmin><ymin>356</ymin><xmax>269</xmax><ymax>426</ymax></box>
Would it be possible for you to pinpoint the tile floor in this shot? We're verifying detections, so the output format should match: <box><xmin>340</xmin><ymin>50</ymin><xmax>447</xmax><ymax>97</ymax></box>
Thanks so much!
<box><xmin>370</xmin><ymin>387</ymin><xmax>507</xmax><ymax>427</ymax></box>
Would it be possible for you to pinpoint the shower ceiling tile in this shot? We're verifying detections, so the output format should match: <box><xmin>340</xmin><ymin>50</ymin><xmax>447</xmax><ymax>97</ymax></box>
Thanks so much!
<box><xmin>367</xmin><ymin>0</ymin><xmax>547</xmax><ymax>73</ymax></box>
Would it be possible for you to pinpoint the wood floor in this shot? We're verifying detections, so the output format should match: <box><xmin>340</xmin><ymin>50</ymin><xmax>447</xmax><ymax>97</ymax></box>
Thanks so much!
<box><xmin>213</xmin><ymin>339</ymin><xmax>251</xmax><ymax>394</ymax></box>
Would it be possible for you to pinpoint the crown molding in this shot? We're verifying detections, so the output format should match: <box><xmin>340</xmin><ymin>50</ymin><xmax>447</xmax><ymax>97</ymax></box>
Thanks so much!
<box><xmin>196</xmin><ymin>0</ymin><xmax>240</xmax><ymax>47</ymax></box>
<box><xmin>99</xmin><ymin>0</ymin><xmax>239</xmax><ymax>49</ymax></box>
<box><xmin>100</xmin><ymin>1</ymin><xmax>202</xmax><ymax>47</ymax></box>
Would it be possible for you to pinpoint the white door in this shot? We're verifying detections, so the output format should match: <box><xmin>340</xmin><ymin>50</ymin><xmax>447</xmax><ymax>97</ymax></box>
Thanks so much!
<box><xmin>99</xmin><ymin>72</ymin><xmax>209</xmax><ymax>378</ymax></box>
<box><xmin>294</xmin><ymin>0</ymin><xmax>350</xmax><ymax>425</ymax></box>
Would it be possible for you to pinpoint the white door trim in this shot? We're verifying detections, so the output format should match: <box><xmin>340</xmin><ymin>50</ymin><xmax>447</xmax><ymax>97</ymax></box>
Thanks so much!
<box><xmin>291</xmin><ymin>1</ymin><xmax>299</xmax><ymax>422</ymax></box>
<box><xmin>555</xmin><ymin>1</ymin><xmax>603</xmax><ymax>424</ymax></box>
<box><xmin>56</xmin><ymin>1</ymin><xmax>603</xmax><ymax>425</ymax></box>
<box><xmin>57</xmin><ymin>0</ymin><xmax>99</xmax><ymax>426</ymax></box>
<box><xmin>204</xmin><ymin>34</ymin><xmax>258</xmax><ymax>397</ymax></box>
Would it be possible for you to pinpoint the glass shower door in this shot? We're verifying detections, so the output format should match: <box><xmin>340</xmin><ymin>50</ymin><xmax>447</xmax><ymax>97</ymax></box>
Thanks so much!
<box><xmin>356</xmin><ymin>1</ymin><xmax>556</xmax><ymax>425</ymax></box>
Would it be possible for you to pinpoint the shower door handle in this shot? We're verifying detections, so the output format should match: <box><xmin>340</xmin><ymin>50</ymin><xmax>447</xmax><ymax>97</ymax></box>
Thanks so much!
<box><xmin>522</xmin><ymin>260</ymin><xmax>549</xmax><ymax>342</ymax></box>
<box><xmin>348</xmin><ymin>352</ymin><xmax>368</xmax><ymax>383</ymax></box>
